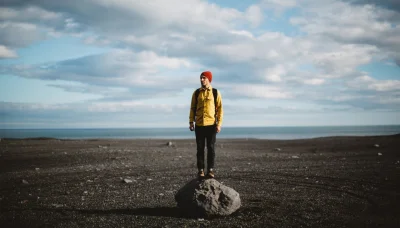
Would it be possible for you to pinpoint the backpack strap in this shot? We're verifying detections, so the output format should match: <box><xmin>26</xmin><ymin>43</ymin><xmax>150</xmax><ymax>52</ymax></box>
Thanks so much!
<box><xmin>193</xmin><ymin>88</ymin><xmax>200</xmax><ymax>120</ymax></box>
<box><xmin>212</xmin><ymin>88</ymin><xmax>218</xmax><ymax>125</ymax></box>
<box><xmin>212</xmin><ymin>88</ymin><xmax>218</xmax><ymax>110</ymax></box>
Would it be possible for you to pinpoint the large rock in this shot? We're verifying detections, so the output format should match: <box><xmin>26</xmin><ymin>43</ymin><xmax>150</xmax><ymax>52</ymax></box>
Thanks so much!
<box><xmin>175</xmin><ymin>178</ymin><xmax>241</xmax><ymax>217</ymax></box>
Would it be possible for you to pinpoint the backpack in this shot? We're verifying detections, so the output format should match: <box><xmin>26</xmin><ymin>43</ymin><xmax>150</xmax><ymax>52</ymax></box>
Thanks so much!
<box><xmin>193</xmin><ymin>88</ymin><xmax>219</xmax><ymax>124</ymax></box>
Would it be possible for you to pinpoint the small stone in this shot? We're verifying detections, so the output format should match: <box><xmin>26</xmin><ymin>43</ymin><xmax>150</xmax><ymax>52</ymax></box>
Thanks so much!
<box><xmin>35</xmin><ymin>168</ymin><xmax>40</xmax><ymax>171</ymax></box>
<box><xmin>123</xmin><ymin>179</ymin><xmax>133</xmax><ymax>184</ymax></box>
<box><xmin>378</xmin><ymin>153</ymin><xmax>382</xmax><ymax>156</ymax></box>
<box><xmin>274</xmin><ymin>148</ymin><xmax>281</xmax><ymax>151</ymax></box>
<box><xmin>291</xmin><ymin>156</ymin><xmax>299</xmax><ymax>159</ymax></box>
<box><xmin>159</xmin><ymin>193</ymin><xmax>164</xmax><ymax>196</ymax></box>
<box><xmin>52</xmin><ymin>203</ymin><xmax>64</xmax><ymax>208</ymax></box>
<box><xmin>374</xmin><ymin>144</ymin><xmax>380</xmax><ymax>148</ymax></box>
<box><xmin>22</xmin><ymin>180</ymin><xmax>29</xmax><ymax>185</ymax></box>
<box><xmin>198</xmin><ymin>218</ymin><xmax>205</xmax><ymax>221</ymax></box>
<box><xmin>167</xmin><ymin>141</ymin><xmax>173</xmax><ymax>146</ymax></box>
<box><xmin>147</xmin><ymin>178</ymin><xmax>153</xmax><ymax>181</ymax></box>
<box><xmin>83</xmin><ymin>191</ymin><xmax>88</xmax><ymax>194</ymax></box>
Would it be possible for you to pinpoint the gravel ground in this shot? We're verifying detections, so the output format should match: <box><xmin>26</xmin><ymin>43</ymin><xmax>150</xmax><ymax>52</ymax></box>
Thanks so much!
<box><xmin>0</xmin><ymin>135</ymin><xmax>399</xmax><ymax>228</ymax></box>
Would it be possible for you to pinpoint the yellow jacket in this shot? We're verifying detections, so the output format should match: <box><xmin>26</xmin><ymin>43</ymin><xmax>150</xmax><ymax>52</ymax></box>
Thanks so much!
<box><xmin>189</xmin><ymin>86</ymin><xmax>223</xmax><ymax>127</ymax></box>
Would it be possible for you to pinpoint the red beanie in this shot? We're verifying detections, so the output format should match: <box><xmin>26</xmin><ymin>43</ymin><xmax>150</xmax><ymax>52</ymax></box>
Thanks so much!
<box><xmin>201</xmin><ymin>71</ymin><xmax>212</xmax><ymax>82</ymax></box>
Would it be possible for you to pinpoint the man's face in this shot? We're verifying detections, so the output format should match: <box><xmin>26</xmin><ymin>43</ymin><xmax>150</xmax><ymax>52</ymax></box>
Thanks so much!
<box><xmin>200</xmin><ymin>75</ymin><xmax>210</xmax><ymax>87</ymax></box>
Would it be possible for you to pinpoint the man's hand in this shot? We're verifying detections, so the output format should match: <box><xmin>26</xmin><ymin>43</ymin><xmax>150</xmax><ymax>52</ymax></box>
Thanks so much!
<box><xmin>216</xmin><ymin>125</ymin><xmax>221</xmax><ymax>133</ymax></box>
<box><xmin>189</xmin><ymin>123</ymin><xmax>195</xmax><ymax>131</ymax></box>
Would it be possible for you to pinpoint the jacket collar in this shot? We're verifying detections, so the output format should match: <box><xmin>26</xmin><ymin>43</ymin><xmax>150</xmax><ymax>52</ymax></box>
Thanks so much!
<box><xmin>200</xmin><ymin>85</ymin><xmax>212</xmax><ymax>91</ymax></box>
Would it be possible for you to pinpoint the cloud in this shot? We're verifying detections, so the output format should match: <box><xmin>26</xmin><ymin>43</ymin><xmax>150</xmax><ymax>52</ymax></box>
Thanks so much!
<box><xmin>245</xmin><ymin>5</ymin><xmax>264</xmax><ymax>27</ymax></box>
<box><xmin>347</xmin><ymin>75</ymin><xmax>400</xmax><ymax>92</ymax></box>
<box><xmin>309</xmin><ymin>44</ymin><xmax>378</xmax><ymax>78</ymax></box>
<box><xmin>0</xmin><ymin>22</ymin><xmax>44</xmax><ymax>48</ymax></box>
<box><xmin>0</xmin><ymin>49</ymin><xmax>202</xmax><ymax>103</ymax></box>
<box><xmin>290</xmin><ymin>0</ymin><xmax>400</xmax><ymax>61</ymax></box>
<box><xmin>0</xmin><ymin>0</ymin><xmax>258</xmax><ymax>49</ymax></box>
<box><xmin>344</xmin><ymin>0</ymin><xmax>400</xmax><ymax>13</ymax></box>
<box><xmin>0</xmin><ymin>6</ymin><xmax>62</xmax><ymax>22</ymax></box>
<box><xmin>303</xmin><ymin>78</ymin><xmax>325</xmax><ymax>85</ymax></box>
<box><xmin>260</xmin><ymin>0</ymin><xmax>297</xmax><ymax>12</ymax></box>
<box><xmin>3</xmin><ymin>49</ymin><xmax>191</xmax><ymax>81</ymax></box>
<box><xmin>0</xmin><ymin>101</ymin><xmax>187</xmax><ymax>128</ymax></box>
<box><xmin>0</xmin><ymin>6</ymin><xmax>80</xmax><ymax>47</ymax></box>
<box><xmin>0</xmin><ymin>45</ymin><xmax>17</xmax><ymax>58</ymax></box>
<box><xmin>231</xmin><ymin>84</ymin><xmax>292</xmax><ymax>99</ymax></box>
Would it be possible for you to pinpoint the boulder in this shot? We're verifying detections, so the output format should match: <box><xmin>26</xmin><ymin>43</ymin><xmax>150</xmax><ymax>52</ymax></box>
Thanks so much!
<box><xmin>175</xmin><ymin>178</ymin><xmax>241</xmax><ymax>217</ymax></box>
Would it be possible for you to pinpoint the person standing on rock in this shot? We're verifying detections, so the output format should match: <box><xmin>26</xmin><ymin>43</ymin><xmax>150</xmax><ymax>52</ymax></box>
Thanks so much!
<box><xmin>189</xmin><ymin>71</ymin><xmax>224</xmax><ymax>179</ymax></box>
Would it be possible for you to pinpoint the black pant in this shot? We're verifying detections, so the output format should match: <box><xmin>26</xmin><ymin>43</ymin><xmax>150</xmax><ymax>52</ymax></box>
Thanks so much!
<box><xmin>195</xmin><ymin>124</ymin><xmax>216</xmax><ymax>170</ymax></box>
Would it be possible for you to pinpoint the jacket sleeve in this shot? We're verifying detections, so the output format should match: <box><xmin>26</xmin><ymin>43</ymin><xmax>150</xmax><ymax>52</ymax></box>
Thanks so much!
<box><xmin>189</xmin><ymin>91</ymin><xmax>196</xmax><ymax>123</ymax></box>
<box><xmin>216</xmin><ymin>90</ymin><xmax>223</xmax><ymax>127</ymax></box>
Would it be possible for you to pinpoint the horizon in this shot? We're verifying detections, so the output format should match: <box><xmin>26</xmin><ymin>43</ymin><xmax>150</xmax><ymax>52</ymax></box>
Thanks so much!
<box><xmin>1</xmin><ymin>124</ymin><xmax>400</xmax><ymax>130</ymax></box>
<box><xmin>1</xmin><ymin>0</ymin><xmax>399</xmax><ymax>128</ymax></box>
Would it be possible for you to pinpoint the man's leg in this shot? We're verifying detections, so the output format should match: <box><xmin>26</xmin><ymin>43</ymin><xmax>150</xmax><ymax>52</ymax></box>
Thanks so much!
<box><xmin>195</xmin><ymin>126</ymin><xmax>206</xmax><ymax>173</ymax></box>
<box><xmin>206</xmin><ymin>125</ymin><xmax>217</xmax><ymax>177</ymax></box>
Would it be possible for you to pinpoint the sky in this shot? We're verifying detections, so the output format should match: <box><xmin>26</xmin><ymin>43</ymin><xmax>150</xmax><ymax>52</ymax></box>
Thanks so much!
<box><xmin>0</xmin><ymin>0</ymin><xmax>399</xmax><ymax>129</ymax></box>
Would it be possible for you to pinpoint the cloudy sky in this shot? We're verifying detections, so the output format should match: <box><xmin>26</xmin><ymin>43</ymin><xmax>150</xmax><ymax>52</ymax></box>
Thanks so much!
<box><xmin>0</xmin><ymin>0</ymin><xmax>399</xmax><ymax>129</ymax></box>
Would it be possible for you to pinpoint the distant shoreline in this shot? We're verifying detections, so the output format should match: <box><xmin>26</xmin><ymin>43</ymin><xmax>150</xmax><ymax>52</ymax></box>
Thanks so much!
<box><xmin>1</xmin><ymin>124</ymin><xmax>400</xmax><ymax>130</ymax></box>
<box><xmin>1</xmin><ymin>133</ymin><xmax>400</xmax><ymax>141</ymax></box>
<box><xmin>1</xmin><ymin>126</ymin><xmax>399</xmax><ymax>140</ymax></box>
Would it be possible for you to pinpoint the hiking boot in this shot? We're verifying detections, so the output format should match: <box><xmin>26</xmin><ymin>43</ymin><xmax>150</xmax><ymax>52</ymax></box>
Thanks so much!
<box><xmin>207</xmin><ymin>170</ymin><xmax>215</xmax><ymax>178</ymax></box>
<box><xmin>198</xmin><ymin>170</ymin><xmax>205</xmax><ymax>178</ymax></box>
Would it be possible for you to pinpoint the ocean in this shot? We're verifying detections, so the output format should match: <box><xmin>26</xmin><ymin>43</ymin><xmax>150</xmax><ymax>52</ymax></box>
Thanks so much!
<box><xmin>0</xmin><ymin>125</ymin><xmax>399</xmax><ymax>140</ymax></box>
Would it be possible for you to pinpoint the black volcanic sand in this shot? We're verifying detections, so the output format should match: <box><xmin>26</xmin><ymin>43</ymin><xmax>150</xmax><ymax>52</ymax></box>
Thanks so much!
<box><xmin>0</xmin><ymin>135</ymin><xmax>399</xmax><ymax>228</ymax></box>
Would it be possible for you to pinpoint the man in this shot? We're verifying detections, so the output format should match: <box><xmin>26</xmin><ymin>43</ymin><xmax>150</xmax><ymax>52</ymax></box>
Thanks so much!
<box><xmin>189</xmin><ymin>71</ymin><xmax>223</xmax><ymax>179</ymax></box>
